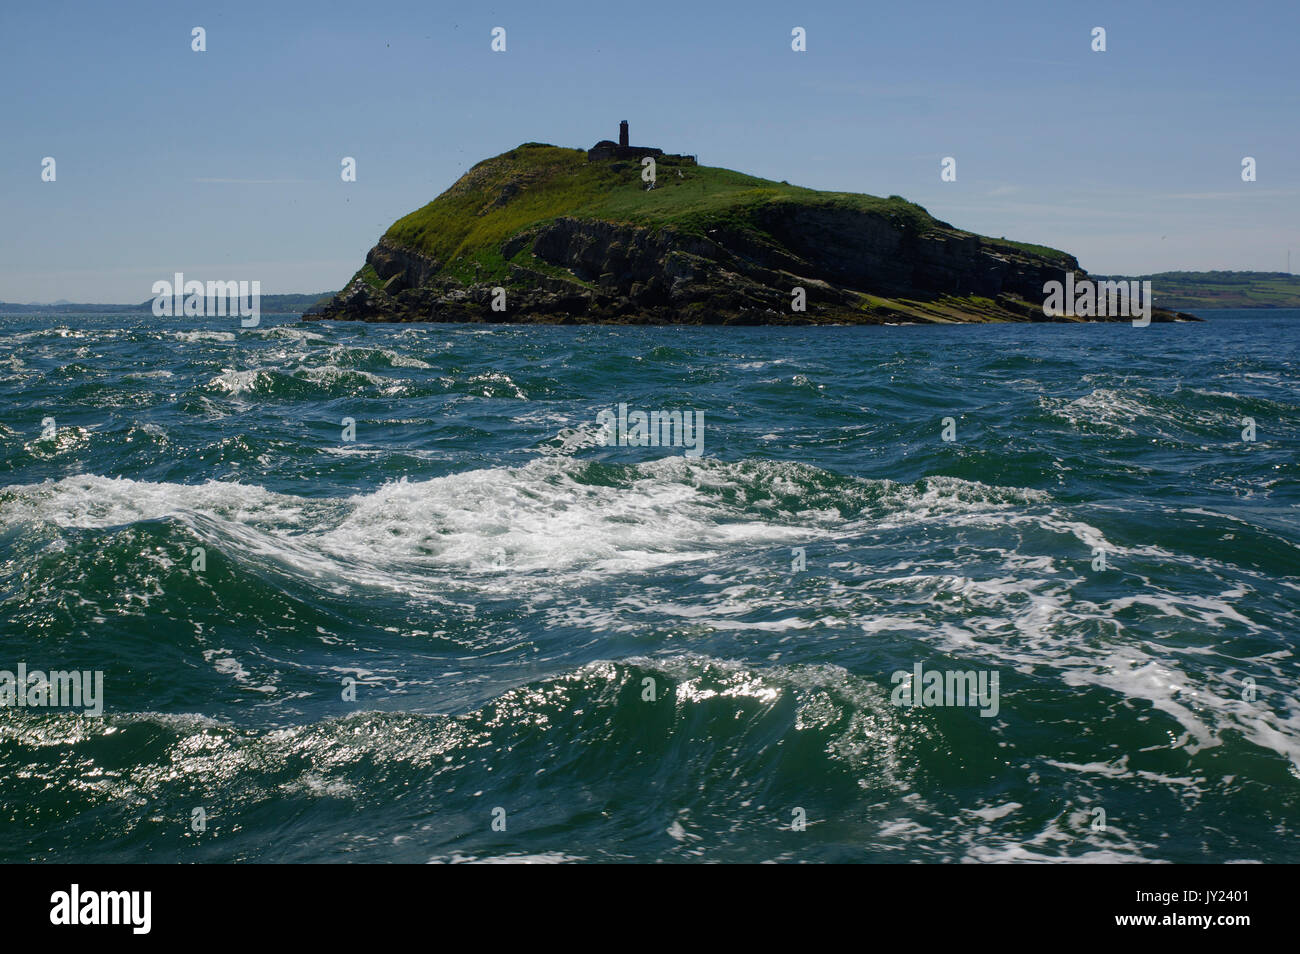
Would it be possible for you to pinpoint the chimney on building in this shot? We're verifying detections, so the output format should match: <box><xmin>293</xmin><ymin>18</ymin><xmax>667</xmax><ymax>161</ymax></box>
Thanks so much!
<box><xmin>619</xmin><ymin>120</ymin><xmax>629</xmax><ymax>148</ymax></box>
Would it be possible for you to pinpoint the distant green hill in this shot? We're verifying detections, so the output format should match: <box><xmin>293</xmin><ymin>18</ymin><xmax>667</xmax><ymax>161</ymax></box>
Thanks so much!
<box><xmin>1091</xmin><ymin>271</ymin><xmax>1300</xmax><ymax>309</ymax></box>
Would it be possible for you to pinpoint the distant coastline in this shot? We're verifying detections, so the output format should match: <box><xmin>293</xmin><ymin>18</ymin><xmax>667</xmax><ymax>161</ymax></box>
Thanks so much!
<box><xmin>0</xmin><ymin>293</ymin><xmax>332</xmax><ymax>316</ymax></box>
<box><xmin>1089</xmin><ymin>271</ymin><xmax>1300</xmax><ymax>310</ymax></box>
<box><xmin>4</xmin><ymin>272</ymin><xmax>1298</xmax><ymax>316</ymax></box>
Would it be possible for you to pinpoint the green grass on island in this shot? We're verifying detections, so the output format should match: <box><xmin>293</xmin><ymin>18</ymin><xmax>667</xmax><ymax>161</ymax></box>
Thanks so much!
<box><xmin>363</xmin><ymin>143</ymin><xmax>1073</xmax><ymax>288</ymax></box>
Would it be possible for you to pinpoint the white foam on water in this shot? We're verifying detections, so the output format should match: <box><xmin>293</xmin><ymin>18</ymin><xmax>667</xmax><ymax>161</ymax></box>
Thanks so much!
<box><xmin>434</xmin><ymin>852</ymin><xmax>586</xmax><ymax>864</ymax></box>
<box><xmin>170</xmin><ymin>330</ymin><xmax>236</xmax><ymax>343</ymax></box>
<box><xmin>465</xmin><ymin>371</ymin><xmax>527</xmax><ymax>399</ymax></box>
<box><xmin>243</xmin><ymin>326</ymin><xmax>328</xmax><ymax>343</ymax></box>
<box><xmin>319</xmin><ymin>446</ymin><xmax>383</xmax><ymax>456</ymax></box>
<box><xmin>314</xmin><ymin>456</ymin><xmax>808</xmax><ymax>580</ymax></box>
<box><xmin>292</xmin><ymin>364</ymin><xmax>409</xmax><ymax>395</ymax></box>
<box><xmin>1041</xmin><ymin>385</ymin><xmax>1243</xmax><ymax>440</ymax></box>
<box><xmin>207</xmin><ymin>368</ymin><xmax>270</xmax><ymax>395</ymax></box>
<box><xmin>862</xmin><ymin>561</ymin><xmax>1300</xmax><ymax>773</ymax></box>
<box><xmin>5</xmin><ymin>455</ymin><xmax>1295</xmax><ymax>776</ymax></box>
<box><xmin>322</xmin><ymin>344</ymin><xmax>433</xmax><ymax>369</ymax></box>
<box><xmin>0</xmin><ymin>457</ymin><xmax>857</xmax><ymax>603</ymax></box>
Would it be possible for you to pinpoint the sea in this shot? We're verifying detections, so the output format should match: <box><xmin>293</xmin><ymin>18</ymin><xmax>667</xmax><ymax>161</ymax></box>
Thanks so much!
<box><xmin>1</xmin><ymin>308</ymin><xmax>1296</xmax><ymax>863</ymax></box>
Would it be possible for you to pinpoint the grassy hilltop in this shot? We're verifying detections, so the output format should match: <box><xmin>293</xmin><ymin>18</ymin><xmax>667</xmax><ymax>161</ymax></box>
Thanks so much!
<box><xmin>362</xmin><ymin>144</ymin><xmax>1064</xmax><ymax>287</ymax></box>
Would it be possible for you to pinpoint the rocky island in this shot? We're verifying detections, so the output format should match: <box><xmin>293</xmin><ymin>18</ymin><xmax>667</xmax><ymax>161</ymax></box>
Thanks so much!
<box><xmin>307</xmin><ymin>125</ymin><xmax>1195</xmax><ymax>325</ymax></box>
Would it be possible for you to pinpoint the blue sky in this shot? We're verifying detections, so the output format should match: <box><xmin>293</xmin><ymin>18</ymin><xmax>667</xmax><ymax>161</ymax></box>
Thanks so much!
<box><xmin>2</xmin><ymin>0</ymin><xmax>1296</xmax><ymax>302</ymax></box>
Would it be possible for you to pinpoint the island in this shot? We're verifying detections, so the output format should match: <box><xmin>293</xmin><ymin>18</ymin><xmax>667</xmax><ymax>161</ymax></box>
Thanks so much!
<box><xmin>306</xmin><ymin>124</ymin><xmax>1197</xmax><ymax>325</ymax></box>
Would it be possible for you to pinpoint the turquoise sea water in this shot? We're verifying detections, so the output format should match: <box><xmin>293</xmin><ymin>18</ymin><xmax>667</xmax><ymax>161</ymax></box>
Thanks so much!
<box><xmin>0</xmin><ymin>310</ymin><xmax>1297</xmax><ymax>863</ymax></box>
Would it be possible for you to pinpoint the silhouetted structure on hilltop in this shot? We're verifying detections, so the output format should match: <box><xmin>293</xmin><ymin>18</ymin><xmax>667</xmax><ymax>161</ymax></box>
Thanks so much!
<box><xmin>588</xmin><ymin>121</ymin><xmax>696</xmax><ymax>164</ymax></box>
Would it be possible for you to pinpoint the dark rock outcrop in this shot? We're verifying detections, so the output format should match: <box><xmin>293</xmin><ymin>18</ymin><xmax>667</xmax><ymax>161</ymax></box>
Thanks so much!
<box><xmin>311</xmin><ymin>210</ymin><xmax>1193</xmax><ymax>325</ymax></box>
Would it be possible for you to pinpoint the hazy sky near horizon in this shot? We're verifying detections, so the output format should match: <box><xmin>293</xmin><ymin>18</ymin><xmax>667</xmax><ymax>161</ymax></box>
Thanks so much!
<box><xmin>2</xmin><ymin>0</ymin><xmax>1297</xmax><ymax>302</ymax></box>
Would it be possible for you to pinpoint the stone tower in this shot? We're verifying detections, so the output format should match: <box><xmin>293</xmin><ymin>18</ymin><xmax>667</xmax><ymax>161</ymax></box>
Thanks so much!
<box><xmin>587</xmin><ymin>122</ymin><xmax>692</xmax><ymax>164</ymax></box>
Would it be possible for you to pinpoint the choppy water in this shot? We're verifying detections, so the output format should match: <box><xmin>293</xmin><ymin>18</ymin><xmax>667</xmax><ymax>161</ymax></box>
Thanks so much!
<box><xmin>1</xmin><ymin>310</ymin><xmax>1297</xmax><ymax>863</ymax></box>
